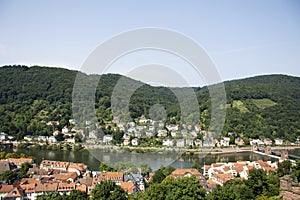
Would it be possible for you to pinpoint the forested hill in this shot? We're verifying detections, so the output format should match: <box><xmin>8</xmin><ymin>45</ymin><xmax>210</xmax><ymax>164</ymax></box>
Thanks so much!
<box><xmin>0</xmin><ymin>65</ymin><xmax>300</xmax><ymax>142</ymax></box>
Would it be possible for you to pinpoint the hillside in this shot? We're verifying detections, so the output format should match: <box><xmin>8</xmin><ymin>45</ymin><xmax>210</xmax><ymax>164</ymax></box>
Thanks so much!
<box><xmin>0</xmin><ymin>65</ymin><xmax>299</xmax><ymax>142</ymax></box>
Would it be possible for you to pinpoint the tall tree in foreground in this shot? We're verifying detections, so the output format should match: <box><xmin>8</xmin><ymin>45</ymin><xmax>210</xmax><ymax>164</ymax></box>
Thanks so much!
<box><xmin>91</xmin><ymin>181</ymin><xmax>127</xmax><ymax>200</ymax></box>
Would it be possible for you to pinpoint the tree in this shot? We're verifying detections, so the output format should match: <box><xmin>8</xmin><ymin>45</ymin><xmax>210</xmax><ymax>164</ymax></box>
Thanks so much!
<box><xmin>91</xmin><ymin>181</ymin><xmax>127</xmax><ymax>200</ymax></box>
<box><xmin>19</xmin><ymin>162</ymin><xmax>33</xmax><ymax>178</ymax></box>
<box><xmin>135</xmin><ymin>176</ymin><xmax>206</xmax><ymax>200</ymax></box>
<box><xmin>151</xmin><ymin>169</ymin><xmax>166</xmax><ymax>184</ymax></box>
<box><xmin>99</xmin><ymin>162</ymin><xmax>113</xmax><ymax>172</ymax></box>
<box><xmin>278</xmin><ymin>160</ymin><xmax>292</xmax><ymax>177</ymax></box>
<box><xmin>138</xmin><ymin>162</ymin><xmax>152</xmax><ymax>175</ymax></box>
<box><xmin>0</xmin><ymin>170</ymin><xmax>18</xmax><ymax>184</ymax></box>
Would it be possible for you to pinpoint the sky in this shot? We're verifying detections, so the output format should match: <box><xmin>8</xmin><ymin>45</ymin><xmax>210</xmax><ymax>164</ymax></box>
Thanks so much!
<box><xmin>0</xmin><ymin>0</ymin><xmax>300</xmax><ymax>86</ymax></box>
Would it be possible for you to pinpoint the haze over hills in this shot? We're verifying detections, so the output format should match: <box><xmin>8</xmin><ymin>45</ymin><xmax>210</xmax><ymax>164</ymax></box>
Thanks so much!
<box><xmin>0</xmin><ymin>65</ymin><xmax>300</xmax><ymax>142</ymax></box>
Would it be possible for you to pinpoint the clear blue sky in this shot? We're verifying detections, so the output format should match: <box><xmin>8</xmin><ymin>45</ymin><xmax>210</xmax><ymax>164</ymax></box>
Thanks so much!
<box><xmin>0</xmin><ymin>0</ymin><xmax>300</xmax><ymax>86</ymax></box>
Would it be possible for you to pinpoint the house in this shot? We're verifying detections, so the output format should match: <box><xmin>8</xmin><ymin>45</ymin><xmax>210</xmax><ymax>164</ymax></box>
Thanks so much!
<box><xmin>3</xmin><ymin>186</ymin><xmax>24</xmax><ymax>200</ymax></box>
<box><xmin>0</xmin><ymin>185</ymin><xmax>14</xmax><ymax>198</ymax></box>
<box><xmin>48</xmin><ymin>136</ymin><xmax>57</xmax><ymax>143</ymax></box>
<box><xmin>235</xmin><ymin>137</ymin><xmax>245</xmax><ymax>146</ymax></box>
<box><xmin>68</xmin><ymin>162</ymin><xmax>88</xmax><ymax>176</ymax></box>
<box><xmin>40</xmin><ymin>160</ymin><xmax>69</xmax><ymax>171</ymax></box>
<box><xmin>264</xmin><ymin>138</ymin><xmax>273</xmax><ymax>146</ymax></box>
<box><xmin>52</xmin><ymin>130</ymin><xmax>61</xmax><ymax>136</ymax></box>
<box><xmin>131</xmin><ymin>138</ymin><xmax>139</xmax><ymax>146</ymax></box>
<box><xmin>0</xmin><ymin>132</ymin><xmax>8</xmax><ymax>141</ymax></box>
<box><xmin>220</xmin><ymin>137</ymin><xmax>230</xmax><ymax>146</ymax></box>
<box><xmin>0</xmin><ymin>161</ymin><xmax>12</xmax><ymax>173</ymax></box>
<box><xmin>249</xmin><ymin>139</ymin><xmax>264</xmax><ymax>146</ymax></box>
<box><xmin>69</xmin><ymin>119</ymin><xmax>76</xmax><ymax>125</ymax></box>
<box><xmin>171</xmin><ymin>168</ymin><xmax>203</xmax><ymax>180</ymax></box>
<box><xmin>65</xmin><ymin>138</ymin><xmax>75</xmax><ymax>144</ymax></box>
<box><xmin>124</xmin><ymin>174</ymin><xmax>145</xmax><ymax>191</ymax></box>
<box><xmin>162</xmin><ymin>138</ymin><xmax>173</xmax><ymax>147</ymax></box>
<box><xmin>145</xmin><ymin>131</ymin><xmax>155</xmax><ymax>138</ymax></box>
<box><xmin>175</xmin><ymin>139</ymin><xmax>185</xmax><ymax>148</ymax></box>
<box><xmin>53</xmin><ymin>172</ymin><xmax>78</xmax><ymax>182</ymax></box>
<box><xmin>157</xmin><ymin>130</ymin><xmax>168</xmax><ymax>137</ymax></box>
<box><xmin>62</xmin><ymin>126</ymin><xmax>69</xmax><ymax>134</ymax></box>
<box><xmin>8</xmin><ymin>158</ymin><xmax>34</xmax><ymax>167</ymax></box>
<box><xmin>57</xmin><ymin>182</ymin><xmax>76</xmax><ymax>194</ymax></box>
<box><xmin>139</xmin><ymin>116</ymin><xmax>149</xmax><ymax>124</ymax></box>
<box><xmin>23</xmin><ymin>135</ymin><xmax>33</xmax><ymax>141</ymax></box>
<box><xmin>98</xmin><ymin>172</ymin><xmax>124</xmax><ymax>184</ymax></box>
<box><xmin>120</xmin><ymin>182</ymin><xmax>137</xmax><ymax>195</ymax></box>
<box><xmin>103</xmin><ymin>135</ymin><xmax>113</xmax><ymax>144</ymax></box>
<box><xmin>123</xmin><ymin>139</ymin><xmax>130</xmax><ymax>146</ymax></box>
<box><xmin>46</xmin><ymin>121</ymin><xmax>60</xmax><ymax>126</ymax></box>
<box><xmin>194</xmin><ymin>139</ymin><xmax>202</xmax><ymax>147</ymax></box>
<box><xmin>275</xmin><ymin>138</ymin><xmax>283</xmax><ymax>145</ymax></box>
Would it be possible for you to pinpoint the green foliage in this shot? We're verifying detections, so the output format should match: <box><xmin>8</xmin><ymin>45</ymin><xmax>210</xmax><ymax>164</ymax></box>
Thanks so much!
<box><xmin>37</xmin><ymin>190</ymin><xmax>88</xmax><ymax>200</ymax></box>
<box><xmin>251</xmin><ymin>98</ymin><xmax>277</xmax><ymax>109</ymax></box>
<box><xmin>151</xmin><ymin>166</ymin><xmax>176</xmax><ymax>184</ymax></box>
<box><xmin>99</xmin><ymin>162</ymin><xmax>113</xmax><ymax>172</ymax></box>
<box><xmin>134</xmin><ymin>176</ymin><xmax>206</xmax><ymax>200</ymax></box>
<box><xmin>207</xmin><ymin>169</ymin><xmax>279</xmax><ymax>200</ymax></box>
<box><xmin>1</xmin><ymin>66</ymin><xmax>300</xmax><ymax>141</ymax></box>
<box><xmin>277</xmin><ymin>160</ymin><xmax>292</xmax><ymax>177</ymax></box>
<box><xmin>0</xmin><ymin>170</ymin><xmax>18</xmax><ymax>184</ymax></box>
<box><xmin>19</xmin><ymin>162</ymin><xmax>32</xmax><ymax>178</ymax></box>
<box><xmin>91</xmin><ymin>181</ymin><xmax>127</xmax><ymax>200</ymax></box>
<box><xmin>138</xmin><ymin>162</ymin><xmax>152</xmax><ymax>175</ymax></box>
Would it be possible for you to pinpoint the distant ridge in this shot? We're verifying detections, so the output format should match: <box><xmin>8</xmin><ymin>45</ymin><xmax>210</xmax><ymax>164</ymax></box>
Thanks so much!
<box><xmin>0</xmin><ymin>65</ymin><xmax>299</xmax><ymax>141</ymax></box>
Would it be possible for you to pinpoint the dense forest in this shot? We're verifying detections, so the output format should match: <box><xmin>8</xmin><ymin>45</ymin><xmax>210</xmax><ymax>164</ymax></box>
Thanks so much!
<box><xmin>0</xmin><ymin>65</ymin><xmax>300</xmax><ymax>141</ymax></box>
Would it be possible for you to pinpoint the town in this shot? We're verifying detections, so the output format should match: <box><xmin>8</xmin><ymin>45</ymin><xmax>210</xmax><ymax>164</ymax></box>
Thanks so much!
<box><xmin>0</xmin><ymin>152</ymin><xmax>292</xmax><ymax>200</ymax></box>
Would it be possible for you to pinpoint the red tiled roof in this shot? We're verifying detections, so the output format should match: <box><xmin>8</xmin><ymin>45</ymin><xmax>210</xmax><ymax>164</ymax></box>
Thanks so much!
<box><xmin>0</xmin><ymin>185</ymin><xmax>14</xmax><ymax>193</ymax></box>
<box><xmin>120</xmin><ymin>182</ymin><xmax>136</xmax><ymax>194</ymax></box>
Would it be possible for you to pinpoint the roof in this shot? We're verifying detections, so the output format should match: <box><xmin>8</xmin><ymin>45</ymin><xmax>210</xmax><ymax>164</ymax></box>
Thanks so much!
<box><xmin>0</xmin><ymin>185</ymin><xmax>14</xmax><ymax>193</ymax></box>
<box><xmin>75</xmin><ymin>184</ymin><xmax>87</xmax><ymax>193</ymax></box>
<box><xmin>5</xmin><ymin>186</ymin><xmax>24</xmax><ymax>198</ymax></box>
<box><xmin>120</xmin><ymin>182</ymin><xmax>136</xmax><ymax>194</ymax></box>
<box><xmin>68</xmin><ymin>163</ymin><xmax>88</xmax><ymax>171</ymax></box>
<box><xmin>35</xmin><ymin>183</ymin><xmax>58</xmax><ymax>192</ymax></box>
<box><xmin>53</xmin><ymin>172</ymin><xmax>78</xmax><ymax>181</ymax></box>
<box><xmin>99</xmin><ymin>172</ymin><xmax>124</xmax><ymax>181</ymax></box>
<box><xmin>57</xmin><ymin>182</ymin><xmax>76</xmax><ymax>191</ymax></box>
<box><xmin>171</xmin><ymin>168</ymin><xmax>201</xmax><ymax>177</ymax></box>
<box><xmin>0</xmin><ymin>160</ymin><xmax>12</xmax><ymax>173</ymax></box>
<box><xmin>8</xmin><ymin>158</ymin><xmax>33</xmax><ymax>164</ymax></box>
<box><xmin>19</xmin><ymin>183</ymin><xmax>36</xmax><ymax>193</ymax></box>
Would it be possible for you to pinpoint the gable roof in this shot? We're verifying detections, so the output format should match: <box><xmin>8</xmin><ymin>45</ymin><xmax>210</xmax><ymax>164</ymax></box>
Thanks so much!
<box><xmin>120</xmin><ymin>182</ymin><xmax>136</xmax><ymax>194</ymax></box>
<box><xmin>5</xmin><ymin>186</ymin><xmax>24</xmax><ymax>198</ymax></box>
<box><xmin>171</xmin><ymin>168</ymin><xmax>201</xmax><ymax>177</ymax></box>
<box><xmin>0</xmin><ymin>185</ymin><xmax>14</xmax><ymax>193</ymax></box>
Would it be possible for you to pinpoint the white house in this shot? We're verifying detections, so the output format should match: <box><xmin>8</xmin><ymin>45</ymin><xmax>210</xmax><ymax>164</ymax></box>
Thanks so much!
<box><xmin>65</xmin><ymin>138</ymin><xmax>75</xmax><ymax>144</ymax></box>
<box><xmin>249</xmin><ymin>139</ymin><xmax>264</xmax><ymax>146</ymax></box>
<box><xmin>48</xmin><ymin>136</ymin><xmax>57</xmax><ymax>143</ymax></box>
<box><xmin>275</xmin><ymin>138</ymin><xmax>283</xmax><ymax>145</ymax></box>
<box><xmin>157</xmin><ymin>130</ymin><xmax>168</xmax><ymax>137</ymax></box>
<box><xmin>123</xmin><ymin>139</ymin><xmax>130</xmax><ymax>146</ymax></box>
<box><xmin>62</xmin><ymin>126</ymin><xmax>69</xmax><ymax>134</ymax></box>
<box><xmin>163</xmin><ymin>138</ymin><xmax>173</xmax><ymax>147</ymax></box>
<box><xmin>103</xmin><ymin>135</ymin><xmax>113</xmax><ymax>144</ymax></box>
<box><xmin>0</xmin><ymin>132</ymin><xmax>8</xmax><ymax>141</ymax></box>
<box><xmin>220</xmin><ymin>137</ymin><xmax>230</xmax><ymax>147</ymax></box>
<box><xmin>176</xmin><ymin>139</ymin><xmax>185</xmax><ymax>148</ymax></box>
<box><xmin>131</xmin><ymin>138</ymin><xmax>139</xmax><ymax>146</ymax></box>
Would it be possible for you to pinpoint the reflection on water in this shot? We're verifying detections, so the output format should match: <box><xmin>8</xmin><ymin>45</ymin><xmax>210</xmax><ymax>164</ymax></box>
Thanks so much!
<box><xmin>6</xmin><ymin>148</ymin><xmax>278</xmax><ymax>171</ymax></box>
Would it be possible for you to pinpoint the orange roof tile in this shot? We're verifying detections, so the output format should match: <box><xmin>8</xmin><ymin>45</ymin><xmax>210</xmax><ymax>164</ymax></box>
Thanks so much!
<box><xmin>120</xmin><ymin>182</ymin><xmax>136</xmax><ymax>194</ymax></box>
<box><xmin>171</xmin><ymin>168</ymin><xmax>201</xmax><ymax>177</ymax></box>
<box><xmin>0</xmin><ymin>185</ymin><xmax>14</xmax><ymax>193</ymax></box>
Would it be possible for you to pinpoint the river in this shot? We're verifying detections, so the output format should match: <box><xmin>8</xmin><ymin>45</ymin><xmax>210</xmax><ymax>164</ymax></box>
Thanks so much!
<box><xmin>5</xmin><ymin>147</ymin><xmax>280</xmax><ymax>171</ymax></box>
